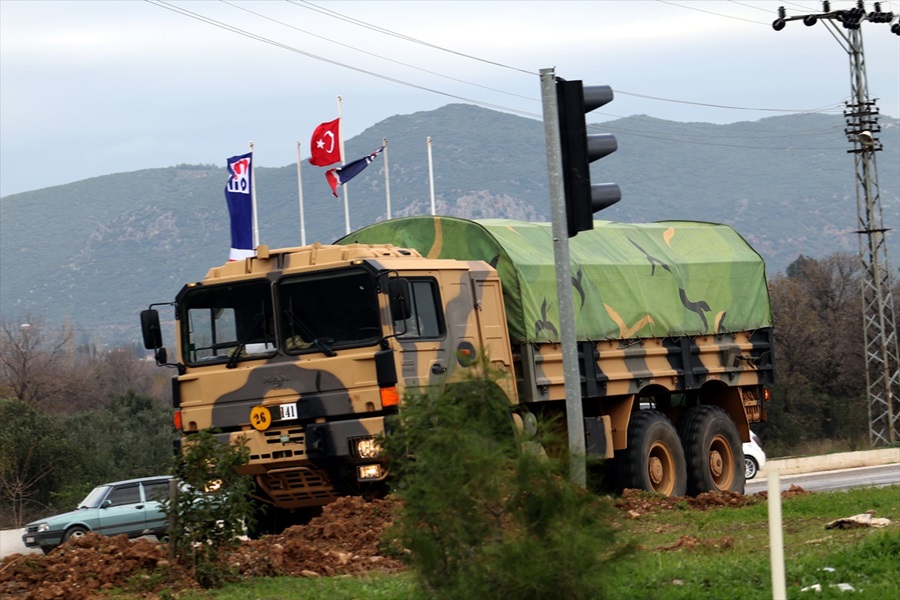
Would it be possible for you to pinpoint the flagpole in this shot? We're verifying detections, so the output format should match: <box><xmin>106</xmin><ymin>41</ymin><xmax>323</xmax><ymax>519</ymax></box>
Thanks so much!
<box><xmin>383</xmin><ymin>137</ymin><xmax>391</xmax><ymax>220</ymax></box>
<box><xmin>249</xmin><ymin>140</ymin><xmax>259</xmax><ymax>248</ymax></box>
<box><xmin>296</xmin><ymin>141</ymin><xmax>306</xmax><ymax>246</ymax></box>
<box><xmin>427</xmin><ymin>136</ymin><xmax>436</xmax><ymax>215</ymax></box>
<box><xmin>337</xmin><ymin>96</ymin><xmax>350</xmax><ymax>234</ymax></box>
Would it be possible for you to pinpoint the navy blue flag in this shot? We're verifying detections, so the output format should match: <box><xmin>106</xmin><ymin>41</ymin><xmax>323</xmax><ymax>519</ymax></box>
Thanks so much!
<box><xmin>325</xmin><ymin>146</ymin><xmax>385</xmax><ymax>197</ymax></box>
<box><xmin>225</xmin><ymin>152</ymin><xmax>254</xmax><ymax>261</ymax></box>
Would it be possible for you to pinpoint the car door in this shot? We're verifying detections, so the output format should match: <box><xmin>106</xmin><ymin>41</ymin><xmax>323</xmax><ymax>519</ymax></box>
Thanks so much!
<box><xmin>140</xmin><ymin>480</ymin><xmax>171</xmax><ymax>533</ymax></box>
<box><xmin>95</xmin><ymin>483</ymin><xmax>147</xmax><ymax>536</ymax></box>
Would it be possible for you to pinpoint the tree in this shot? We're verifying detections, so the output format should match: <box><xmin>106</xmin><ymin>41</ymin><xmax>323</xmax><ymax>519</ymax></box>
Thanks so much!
<box><xmin>0</xmin><ymin>398</ymin><xmax>73</xmax><ymax>527</ymax></box>
<box><xmin>161</xmin><ymin>430</ymin><xmax>256</xmax><ymax>589</ymax></box>
<box><xmin>383</xmin><ymin>364</ymin><xmax>630</xmax><ymax>600</ymax></box>
<box><xmin>0</xmin><ymin>315</ymin><xmax>76</xmax><ymax>409</ymax></box>
<box><xmin>767</xmin><ymin>253</ymin><xmax>867</xmax><ymax>452</ymax></box>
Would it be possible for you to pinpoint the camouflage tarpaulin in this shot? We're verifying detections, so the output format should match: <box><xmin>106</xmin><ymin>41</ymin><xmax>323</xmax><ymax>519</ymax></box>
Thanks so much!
<box><xmin>337</xmin><ymin>216</ymin><xmax>772</xmax><ymax>344</ymax></box>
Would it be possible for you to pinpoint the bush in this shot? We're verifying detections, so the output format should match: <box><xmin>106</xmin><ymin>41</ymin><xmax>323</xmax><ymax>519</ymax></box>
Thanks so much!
<box><xmin>383</xmin><ymin>365</ymin><xmax>630</xmax><ymax>600</ymax></box>
<box><xmin>161</xmin><ymin>429</ymin><xmax>256</xmax><ymax>588</ymax></box>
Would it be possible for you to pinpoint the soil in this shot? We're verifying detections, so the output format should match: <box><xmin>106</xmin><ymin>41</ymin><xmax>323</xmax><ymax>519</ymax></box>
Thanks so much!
<box><xmin>0</xmin><ymin>488</ymin><xmax>805</xmax><ymax>599</ymax></box>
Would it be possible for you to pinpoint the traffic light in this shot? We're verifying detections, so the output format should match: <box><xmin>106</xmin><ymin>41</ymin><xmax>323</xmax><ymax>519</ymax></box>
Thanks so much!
<box><xmin>556</xmin><ymin>78</ymin><xmax>621</xmax><ymax>237</ymax></box>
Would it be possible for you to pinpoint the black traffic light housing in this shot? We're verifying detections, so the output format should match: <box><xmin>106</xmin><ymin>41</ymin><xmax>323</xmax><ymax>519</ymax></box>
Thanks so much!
<box><xmin>556</xmin><ymin>78</ymin><xmax>621</xmax><ymax>237</ymax></box>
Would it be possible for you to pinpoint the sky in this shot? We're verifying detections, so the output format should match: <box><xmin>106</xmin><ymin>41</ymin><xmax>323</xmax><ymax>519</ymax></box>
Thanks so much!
<box><xmin>1</xmin><ymin>0</ymin><xmax>898</xmax><ymax>198</ymax></box>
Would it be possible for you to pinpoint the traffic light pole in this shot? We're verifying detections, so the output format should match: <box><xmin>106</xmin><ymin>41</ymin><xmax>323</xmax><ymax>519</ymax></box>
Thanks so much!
<box><xmin>540</xmin><ymin>67</ymin><xmax>586</xmax><ymax>487</ymax></box>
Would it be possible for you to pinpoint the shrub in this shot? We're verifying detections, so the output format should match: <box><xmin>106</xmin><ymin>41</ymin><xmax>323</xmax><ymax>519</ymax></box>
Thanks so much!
<box><xmin>161</xmin><ymin>429</ymin><xmax>256</xmax><ymax>588</ymax></box>
<box><xmin>383</xmin><ymin>365</ymin><xmax>630</xmax><ymax>600</ymax></box>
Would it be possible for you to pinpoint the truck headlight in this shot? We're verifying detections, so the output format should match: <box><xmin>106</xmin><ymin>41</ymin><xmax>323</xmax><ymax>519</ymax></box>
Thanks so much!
<box><xmin>357</xmin><ymin>464</ymin><xmax>384</xmax><ymax>480</ymax></box>
<box><xmin>353</xmin><ymin>437</ymin><xmax>381</xmax><ymax>460</ymax></box>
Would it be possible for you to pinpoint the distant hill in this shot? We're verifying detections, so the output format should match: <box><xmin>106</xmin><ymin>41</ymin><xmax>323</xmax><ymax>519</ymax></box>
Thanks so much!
<box><xmin>1</xmin><ymin>104</ymin><xmax>898</xmax><ymax>346</ymax></box>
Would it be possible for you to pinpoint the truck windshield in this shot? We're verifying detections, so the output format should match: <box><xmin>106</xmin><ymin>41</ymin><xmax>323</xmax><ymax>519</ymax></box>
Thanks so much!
<box><xmin>277</xmin><ymin>267</ymin><xmax>382</xmax><ymax>354</ymax></box>
<box><xmin>180</xmin><ymin>280</ymin><xmax>274</xmax><ymax>365</ymax></box>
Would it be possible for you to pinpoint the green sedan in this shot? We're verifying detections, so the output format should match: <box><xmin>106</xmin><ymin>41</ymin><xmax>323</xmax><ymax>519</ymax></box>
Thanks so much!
<box><xmin>21</xmin><ymin>476</ymin><xmax>173</xmax><ymax>554</ymax></box>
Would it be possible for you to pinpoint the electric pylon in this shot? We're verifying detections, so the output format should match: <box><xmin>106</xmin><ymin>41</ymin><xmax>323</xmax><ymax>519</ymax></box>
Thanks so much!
<box><xmin>774</xmin><ymin>1</ymin><xmax>900</xmax><ymax>446</ymax></box>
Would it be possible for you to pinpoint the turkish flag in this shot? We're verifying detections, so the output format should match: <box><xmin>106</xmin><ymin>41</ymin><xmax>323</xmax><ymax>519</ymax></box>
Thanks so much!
<box><xmin>309</xmin><ymin>118</ymin><xmax>342</xmax><ymax>166</ymax></box>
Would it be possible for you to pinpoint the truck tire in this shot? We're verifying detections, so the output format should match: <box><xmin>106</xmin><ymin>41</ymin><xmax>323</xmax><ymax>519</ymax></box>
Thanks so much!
<box><xmin>618</xmin><ymin>410</ymin><xmax>687</xmax><ymax>497</ymax></box>
<box><xmin>678</xmin><ymin>405</ymin><xmax>745</xmax><ymax>495</ymax></box>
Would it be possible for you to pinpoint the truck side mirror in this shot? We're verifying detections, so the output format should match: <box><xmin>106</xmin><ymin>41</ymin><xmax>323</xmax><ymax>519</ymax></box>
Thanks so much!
<box><xmin>140</xmin><ymin>309</ymin><xmax>164</xmax><ymax>349</ymax></box>
<box><xmin>388</xmin><ymin>278</ymin><xmax>412</xmax><ymax>322</ymax></box>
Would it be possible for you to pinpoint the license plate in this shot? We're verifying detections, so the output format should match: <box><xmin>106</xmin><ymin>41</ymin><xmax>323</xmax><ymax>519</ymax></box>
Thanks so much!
<box><xmin>278</xmin><ymin>403</ymin><xmax>297</xmax><ymax>420</ymax></box>
<box><xmin>25</xmin><ymin>536</ymin><xmax>34</xmax><ymax>544</ymax></box>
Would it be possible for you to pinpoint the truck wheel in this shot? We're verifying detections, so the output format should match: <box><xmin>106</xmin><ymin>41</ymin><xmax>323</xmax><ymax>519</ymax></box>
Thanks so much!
<box><xmin>678</xmin><ymin>405</ymin><xmax>745</xmax><ymax>495</ymax></box>
<box><xmin>618</xmin><ymin>410</ymin><xmax>687</xmax><ymax>497</ymax></box>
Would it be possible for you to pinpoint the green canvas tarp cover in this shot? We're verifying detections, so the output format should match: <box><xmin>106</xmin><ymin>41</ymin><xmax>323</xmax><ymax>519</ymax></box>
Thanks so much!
<box><xmin>338</xmin><ymin>216</ymin><xmax>772</xmax><ymax>344</ymax></box>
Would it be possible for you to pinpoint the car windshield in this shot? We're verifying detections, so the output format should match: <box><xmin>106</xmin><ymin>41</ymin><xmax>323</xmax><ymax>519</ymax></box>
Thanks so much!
<box><xmin>78</xmin><ymin>485</ymin><xmax>111</xmax><ymax>509</ymax></box>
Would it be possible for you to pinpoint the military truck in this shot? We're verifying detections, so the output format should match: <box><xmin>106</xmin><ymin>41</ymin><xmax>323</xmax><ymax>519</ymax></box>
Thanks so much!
<box><xmin>141</xmin><ymin>216</ymin><xmax>773</xmax><ymax>528</ymax></box>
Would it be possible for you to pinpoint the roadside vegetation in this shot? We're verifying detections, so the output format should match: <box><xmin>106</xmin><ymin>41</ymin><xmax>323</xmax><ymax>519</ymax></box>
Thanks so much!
<box><xmin>130</xmin><ymin>485</ymin><xmax>899</xmax><ymax>599</ymax></box>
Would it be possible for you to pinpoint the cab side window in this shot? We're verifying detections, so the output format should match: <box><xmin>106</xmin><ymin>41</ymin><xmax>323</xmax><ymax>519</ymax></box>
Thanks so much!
<box><xmin>397</xmin><ymin>279</ymin><xmax>444</xmax><ymax>339</ymax></box>
<box><xmin>106</xmin><ymin>484</ymin><xmax>141</xmax><ymax>506</ymax></box>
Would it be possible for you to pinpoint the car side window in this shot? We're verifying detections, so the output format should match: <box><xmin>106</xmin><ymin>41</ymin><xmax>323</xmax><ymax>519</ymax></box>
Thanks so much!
<box><xmin>106</xmin><ymin>484</ymin><xmax>141</xmax><ymax>506</ymax></box>
<box><xmin>142</xmin><ymin>481</ymin><xmax>170</xmax><ymax>502</ymax></box>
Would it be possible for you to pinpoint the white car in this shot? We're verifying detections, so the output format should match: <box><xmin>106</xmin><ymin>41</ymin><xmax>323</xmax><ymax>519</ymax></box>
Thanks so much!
<box><xmin>743</xmin><ymin>432</ymin><xmax>766</xmax><ymax>479</ymax></box>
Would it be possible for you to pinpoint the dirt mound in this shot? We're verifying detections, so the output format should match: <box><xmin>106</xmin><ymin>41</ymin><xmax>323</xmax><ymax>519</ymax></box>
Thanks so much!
<box><xmin>615</xmin><ymin>487</ymin><xmax>761</xmax><ymax>517</ymax></box>
<box><xmin>228</xmin><ymin>495</ymin><xmax>405</xmax><ymax>579</ymax></box>
<box><xmin>0</xmin><ymin>533</ymin><xmax>195</xmax><ymax>599</ymax></box>
<box><xmin>1</xmin><ymin>488</ymin><xmax>806</xmax><ymax>598</ymax></box>
<box><xmin>0</xmin><ymin>496</ymin><xmax>404</xmax><ymax>600</ymax></box>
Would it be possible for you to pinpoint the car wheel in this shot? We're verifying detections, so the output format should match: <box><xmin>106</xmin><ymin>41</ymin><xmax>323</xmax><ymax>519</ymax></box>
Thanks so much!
<box><xmin>744</xmin><ymin>456</ymin><xmax>759</xmax><ymax>480</ymax></box>
<box><xmin>40</xmin><ymin>546</ymin><xmax>55</xmax><ymax>555</ymax></box>
<box><xmin>63</xmin><ymin>525</ymin><xmax>89</xmax><ymax>542</ymax></box>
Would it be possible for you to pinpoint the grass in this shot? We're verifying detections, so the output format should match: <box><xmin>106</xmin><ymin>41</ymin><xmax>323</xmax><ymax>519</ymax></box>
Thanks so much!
<box><xmin>606</xmin><ymin>486</ymin><xmax>900</xmax><ymax>599</ymax></box>
<box><xmin>113</xmin><ymin>485</ymin><xmax>900</xmax><ymax>600</ymax></box>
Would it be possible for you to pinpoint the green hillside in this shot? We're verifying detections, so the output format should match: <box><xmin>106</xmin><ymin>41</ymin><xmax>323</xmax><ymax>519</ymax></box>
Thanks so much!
<box><xmin>1</xmin><ymin>105</ymin><xmax>897</xmax><ymax>346</ymax></box>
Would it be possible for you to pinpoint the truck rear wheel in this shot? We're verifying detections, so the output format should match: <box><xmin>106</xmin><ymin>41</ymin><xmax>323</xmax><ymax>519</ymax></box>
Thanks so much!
<box><xmin>678</xmin><ymin>405</ymin><xmax>745</xmax><ymax>495</ymax></box>
<box><xmin>618</xmin><ymin>410</ymin><xmax>687</xmax><ymax>497</ymax></box>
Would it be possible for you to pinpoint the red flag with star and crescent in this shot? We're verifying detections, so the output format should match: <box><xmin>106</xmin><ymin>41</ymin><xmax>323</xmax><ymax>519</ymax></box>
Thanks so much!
<box><xmin>309</xmin><ymin>118</ymin><xmax>342</xmax><ymax>167</ymax></box>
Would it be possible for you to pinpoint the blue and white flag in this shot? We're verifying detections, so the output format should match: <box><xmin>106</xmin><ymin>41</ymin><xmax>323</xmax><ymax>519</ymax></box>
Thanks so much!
<box><xmin>225</xmin><ymin>152</ymin><xmax>255</xmax><ymax>261</ymax></box>
<box><xmin>325</xmin><ymin>146</ymin><xmax>385</xmax><ymax>197</ymax></box>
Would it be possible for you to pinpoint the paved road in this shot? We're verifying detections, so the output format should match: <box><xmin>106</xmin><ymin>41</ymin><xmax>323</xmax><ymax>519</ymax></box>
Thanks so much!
<box><xmin>746</xmin><ymin>463</ymin><xmax>900</xmax><ymax>495</ymax></box>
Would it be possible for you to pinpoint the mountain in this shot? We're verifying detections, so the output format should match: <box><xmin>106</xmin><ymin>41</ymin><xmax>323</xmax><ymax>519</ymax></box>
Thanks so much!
<box><xmin>1</xmin><ymin>104</ymin><xmax>898</xmax><ymax>347</ymax></box>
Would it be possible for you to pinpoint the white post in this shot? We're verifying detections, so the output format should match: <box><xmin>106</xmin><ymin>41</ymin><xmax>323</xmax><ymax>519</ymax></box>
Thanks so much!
<box><xmin>249</xmin><ymin>140</ymin><xmax>259</xmax><ymax>248</ymax></box>
<box><xmin>338</xmin><ymin>96</ymin><xmax>350</xmax><ymax>234</ymax></box>
<box><xmin>296</xmin><ymin>141</ymin><xmax>306</xmax><ymax>246</ymax></box>
<box><xmin>383</xmin><ymin>137</ymin><xmax>391</xmax><ymax>220</ymax></box>
<box><xmin>767</xmin><ymin>469</ymin><xmax>787</xmax><ymax>599</ymax></box>
<box><xmin>427</xmin><ymin>136</ymin><xmax>436</xmax><ymax>215</ymax></box>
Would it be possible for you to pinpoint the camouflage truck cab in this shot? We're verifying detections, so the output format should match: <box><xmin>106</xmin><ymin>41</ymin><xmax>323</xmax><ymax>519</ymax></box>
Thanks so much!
<box><xmin>141</xmin><ymin>242</ymin><xmax>517</xmax><ymax>521</ymax></box>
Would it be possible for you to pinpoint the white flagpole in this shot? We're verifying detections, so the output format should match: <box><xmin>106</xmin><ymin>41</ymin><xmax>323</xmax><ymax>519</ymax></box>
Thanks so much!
<box><xmin>338</xmin><ymin>96</ymin><xmax>351</xmax><ymax>234</ymax></box>
<box><xmin>296</xmin><ymin>141</ymin><xmax>306</xmax><ymax>246</ymax></box>
<box><xmin>427</xmin><ymin>136</ymin><xmax>436</xmax><ymax>215</ymax></box>
<box><xmin>383</xmin><ymin>137</ymin><xmax>391</xmax><ymax>220</ymax></box>
<box><xmin>249</xmin><ymin>140</ymin><xmax>260</xmax><ymax>248</ymax></box>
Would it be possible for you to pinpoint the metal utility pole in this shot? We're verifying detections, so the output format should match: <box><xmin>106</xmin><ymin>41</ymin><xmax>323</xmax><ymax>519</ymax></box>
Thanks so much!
<box><xmin>774</xmin><ymin>2</ymin><xmax>900</xmax><ymax>446</ymax></box>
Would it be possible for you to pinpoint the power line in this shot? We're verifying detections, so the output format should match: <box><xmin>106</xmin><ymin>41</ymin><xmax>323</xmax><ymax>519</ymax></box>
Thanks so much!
<box><xmin>290</xmin><ymin>0</ymin><xmax>534</xmax><ymax>75</ymax></box>
<box><xmin>147</xmin><ymin>0</ymin><xmax>858</xmax><ymax>134</ymax></box>
<box><xmin>220</xmin><ymin>0</ymin><xmax>536</xmax><ymax>102</ymax></box>
<box><xmin>145</xmin><ymin>0</ymin><xmax>540</xmax><ymax>118</ymax></box>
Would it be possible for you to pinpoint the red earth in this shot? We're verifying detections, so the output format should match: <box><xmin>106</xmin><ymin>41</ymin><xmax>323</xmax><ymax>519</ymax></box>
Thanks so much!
<box><xmin>1</xmin><ymin>488</ymin><xmax>807</xmax><ymax>599</ymax></box>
